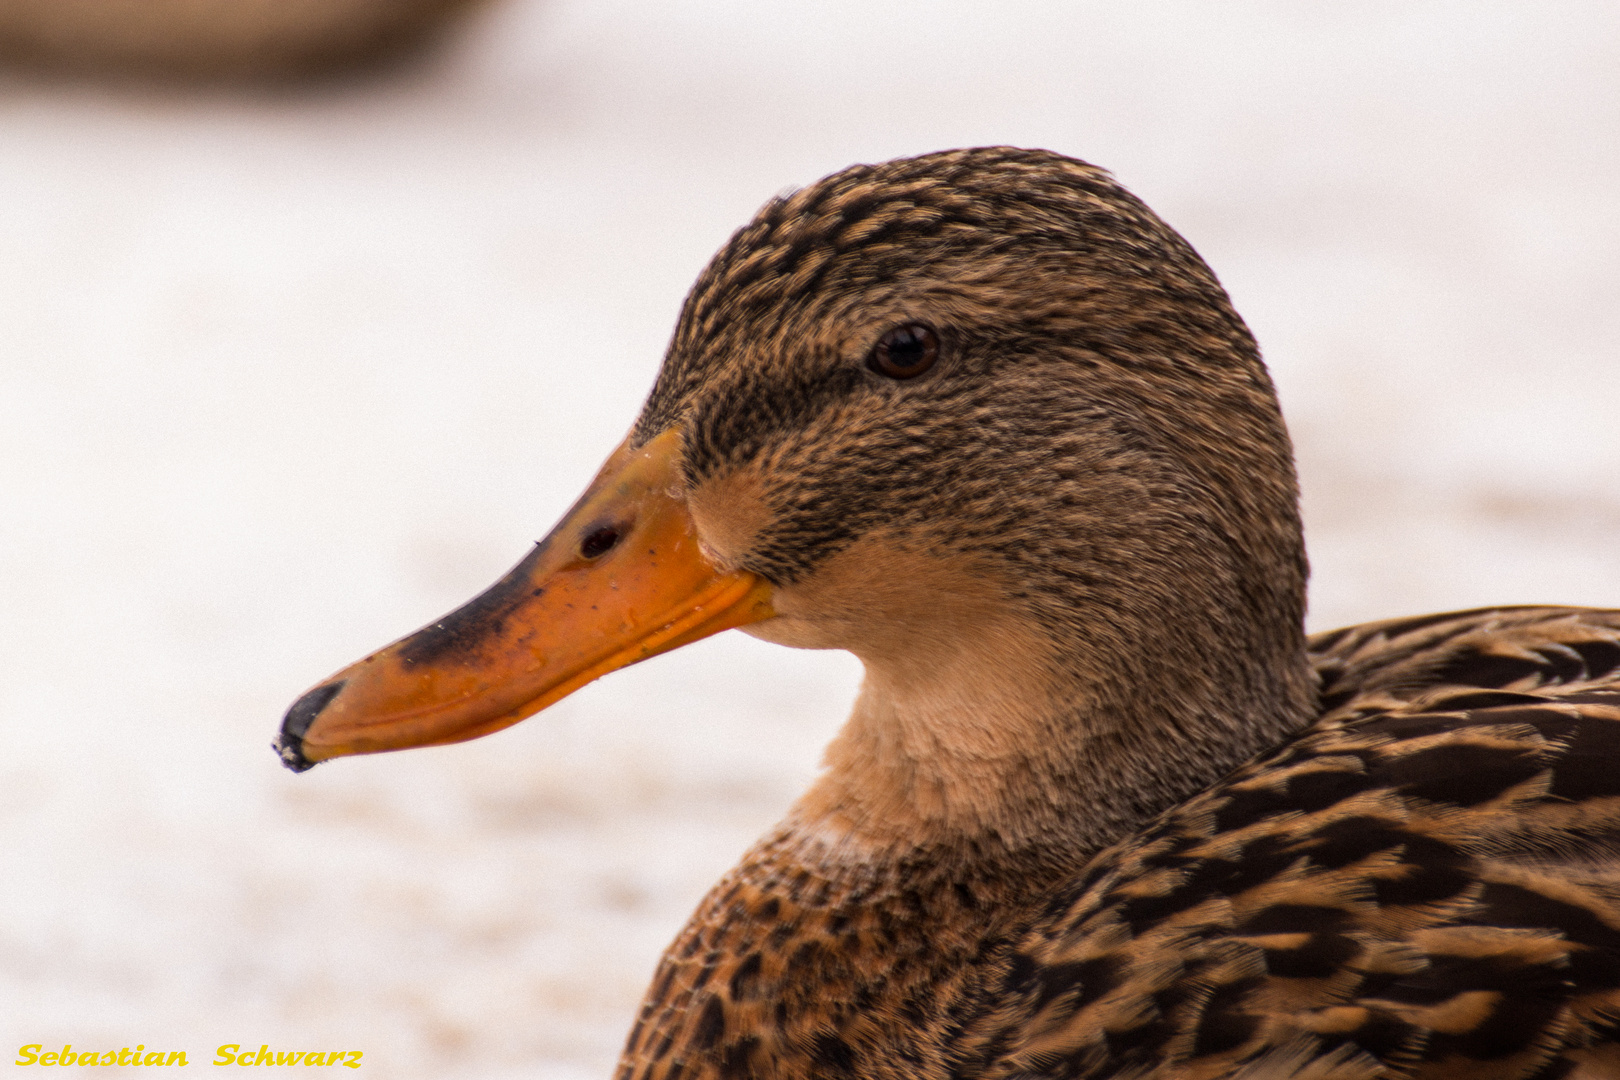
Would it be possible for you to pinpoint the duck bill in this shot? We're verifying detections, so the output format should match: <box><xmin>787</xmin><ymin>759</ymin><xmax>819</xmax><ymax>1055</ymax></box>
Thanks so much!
<box><xmin>275</xmin><ymin>429</ymin><xmax>775</xmax><ymax>772</ymax></box>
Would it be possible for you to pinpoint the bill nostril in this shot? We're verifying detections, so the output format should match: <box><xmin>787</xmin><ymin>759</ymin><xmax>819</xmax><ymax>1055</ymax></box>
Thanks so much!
<box><xmin>580</xmin><ymin>526</ymin><xmax>622</xmax><ymax>559</ymax></box>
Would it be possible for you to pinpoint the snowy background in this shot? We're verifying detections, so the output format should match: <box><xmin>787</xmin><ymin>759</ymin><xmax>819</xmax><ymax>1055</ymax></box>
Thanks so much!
<box><xmin>2</xmin><ymin>2</ymin><xmax>1617</xmax><ymax>1076</ymax></box>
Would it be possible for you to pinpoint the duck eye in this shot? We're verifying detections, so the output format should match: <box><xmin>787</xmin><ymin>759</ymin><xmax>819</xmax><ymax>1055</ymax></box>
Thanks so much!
<box><xmin>867</xmin><ymin>324</ymin><xmax>939</xmax><ymax>380</ymax></box>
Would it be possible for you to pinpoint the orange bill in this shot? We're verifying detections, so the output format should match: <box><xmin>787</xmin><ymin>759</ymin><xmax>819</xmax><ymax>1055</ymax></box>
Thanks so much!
<box><xmin>275</xmin><ymin>428</ymin><xmax>775</xmax><ymax>771</ymax></box>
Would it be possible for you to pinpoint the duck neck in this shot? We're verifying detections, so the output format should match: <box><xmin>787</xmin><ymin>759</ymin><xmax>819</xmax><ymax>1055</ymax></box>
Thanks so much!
<box><xmin>789</xmin><ymin>609</ymin><xmax>1316</xmax><ymax>875</ymax></box>
<box><xmin>617</xmin><ymin>635</ymin><xmax>1316</xmax><ymax>1080</ymax></box>
<box><xmin>619</xmin><ymin>572</ymin><xmax>1316</xmax><ymax>1080</ymax></box>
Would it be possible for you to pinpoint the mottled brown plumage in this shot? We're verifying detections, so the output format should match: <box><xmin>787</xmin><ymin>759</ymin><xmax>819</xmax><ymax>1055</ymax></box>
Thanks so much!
<box><xmin>595</xmin><ymin>149</ymin><xmax>1620</xmax><ymax>1080</ymax></box>
<box><xmin>280</xmin><ymin>146</ymin><xmax>1620</xmax><ymax>1080</ymax></box>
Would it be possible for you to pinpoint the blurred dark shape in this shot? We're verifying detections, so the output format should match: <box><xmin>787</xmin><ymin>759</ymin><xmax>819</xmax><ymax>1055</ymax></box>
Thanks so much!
<box><xmin>0</xmin><ymin>0</ymin><xmax>493</xmax><ymax>82</ymax></box>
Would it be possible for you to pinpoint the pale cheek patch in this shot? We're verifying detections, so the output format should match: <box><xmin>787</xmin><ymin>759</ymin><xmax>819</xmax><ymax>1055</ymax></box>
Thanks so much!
<box><xmin>688</xmin><ymin>467</ymin><xmax>772</xmax><ymax>571</ymax></box>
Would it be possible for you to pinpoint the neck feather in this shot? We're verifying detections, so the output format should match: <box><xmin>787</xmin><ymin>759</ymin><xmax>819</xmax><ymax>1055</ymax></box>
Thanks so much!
<box><xmin>788</xmin><ymin>604</ymin><xmax>1315</xmax><ymax>871</ymax></box>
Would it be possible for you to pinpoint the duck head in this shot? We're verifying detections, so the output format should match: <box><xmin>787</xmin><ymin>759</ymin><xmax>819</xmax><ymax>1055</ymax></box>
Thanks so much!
<box><xmin>278</xmin><ymin>147</ymin><xmax>1313</xmax><ymax>857</ymax></box>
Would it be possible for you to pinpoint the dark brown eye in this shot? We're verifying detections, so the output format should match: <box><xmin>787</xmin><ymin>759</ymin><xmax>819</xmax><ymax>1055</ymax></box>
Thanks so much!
<box><xmin>867</xmin><ymin>324</ymin><xmax>939</xmax><ymax>379</ymax></box>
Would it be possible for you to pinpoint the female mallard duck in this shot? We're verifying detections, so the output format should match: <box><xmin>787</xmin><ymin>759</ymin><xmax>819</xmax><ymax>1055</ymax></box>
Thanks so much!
<box><xmin>276</xmin><ymin>148</ymin><xmax>1620</xmax><ymax>1080</ymax></box>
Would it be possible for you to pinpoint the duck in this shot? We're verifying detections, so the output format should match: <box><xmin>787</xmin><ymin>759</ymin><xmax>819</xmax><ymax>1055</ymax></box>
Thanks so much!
<box><xmin>0</xmin><ymin>0</ymin><xmax>486</xmax><ymax>80</ymax></box>
<box><xmin>274</xmin><ymin>147</ymin><xmax>1620</xmax><ymax>1080</ymax></box>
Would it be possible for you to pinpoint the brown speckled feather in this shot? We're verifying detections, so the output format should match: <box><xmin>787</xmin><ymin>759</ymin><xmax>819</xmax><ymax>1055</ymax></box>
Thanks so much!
<box><xmin>975</xmin><ymin>606</ymin><xmax>1620</xmax><ymax>1080</ymax></box>
<box><xmin>599</xmin><ymin>150</ymin><xmax>1620</xmax><ymax>1080</ymax></box>
<box><xmin>255</xmin><ymin>144</ymin><xmax>1613</xmax><ymax>1080</ymax></box>
<box><xmin>623</xmin><ymin>608</ymin><xmax>1620</xmax><ymax>1080</ymax></box>
<box><xmin>275</xmin><ymin>147</ymin><xmax>1620</xmax><ymax>1078</ymax></box>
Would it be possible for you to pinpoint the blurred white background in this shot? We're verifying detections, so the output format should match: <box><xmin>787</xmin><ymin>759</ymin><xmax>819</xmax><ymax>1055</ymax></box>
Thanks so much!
<box><xmin>1</xmin><ymin>2</ymin><xmax>1616</xmax><ymax>1076</ymax></box>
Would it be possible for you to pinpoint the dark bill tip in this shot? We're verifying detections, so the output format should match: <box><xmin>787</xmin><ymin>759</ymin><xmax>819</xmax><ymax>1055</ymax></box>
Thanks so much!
<box><xmin>276</xmin><ymin>680</ymin><xmax>345</xmax><ymax>773</ymax></box>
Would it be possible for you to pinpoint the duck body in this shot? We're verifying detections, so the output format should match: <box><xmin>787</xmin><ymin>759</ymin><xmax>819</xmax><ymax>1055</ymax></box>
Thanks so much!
<box><xmin>277</xmin><ymin>149</ymin><xmax>1620</xmax><ymax>1079</ymax></box>
<box><xmin>628</xmin><ymin>606</ymin><xmax>1620</xmax><ymax>1080</ymax></box>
